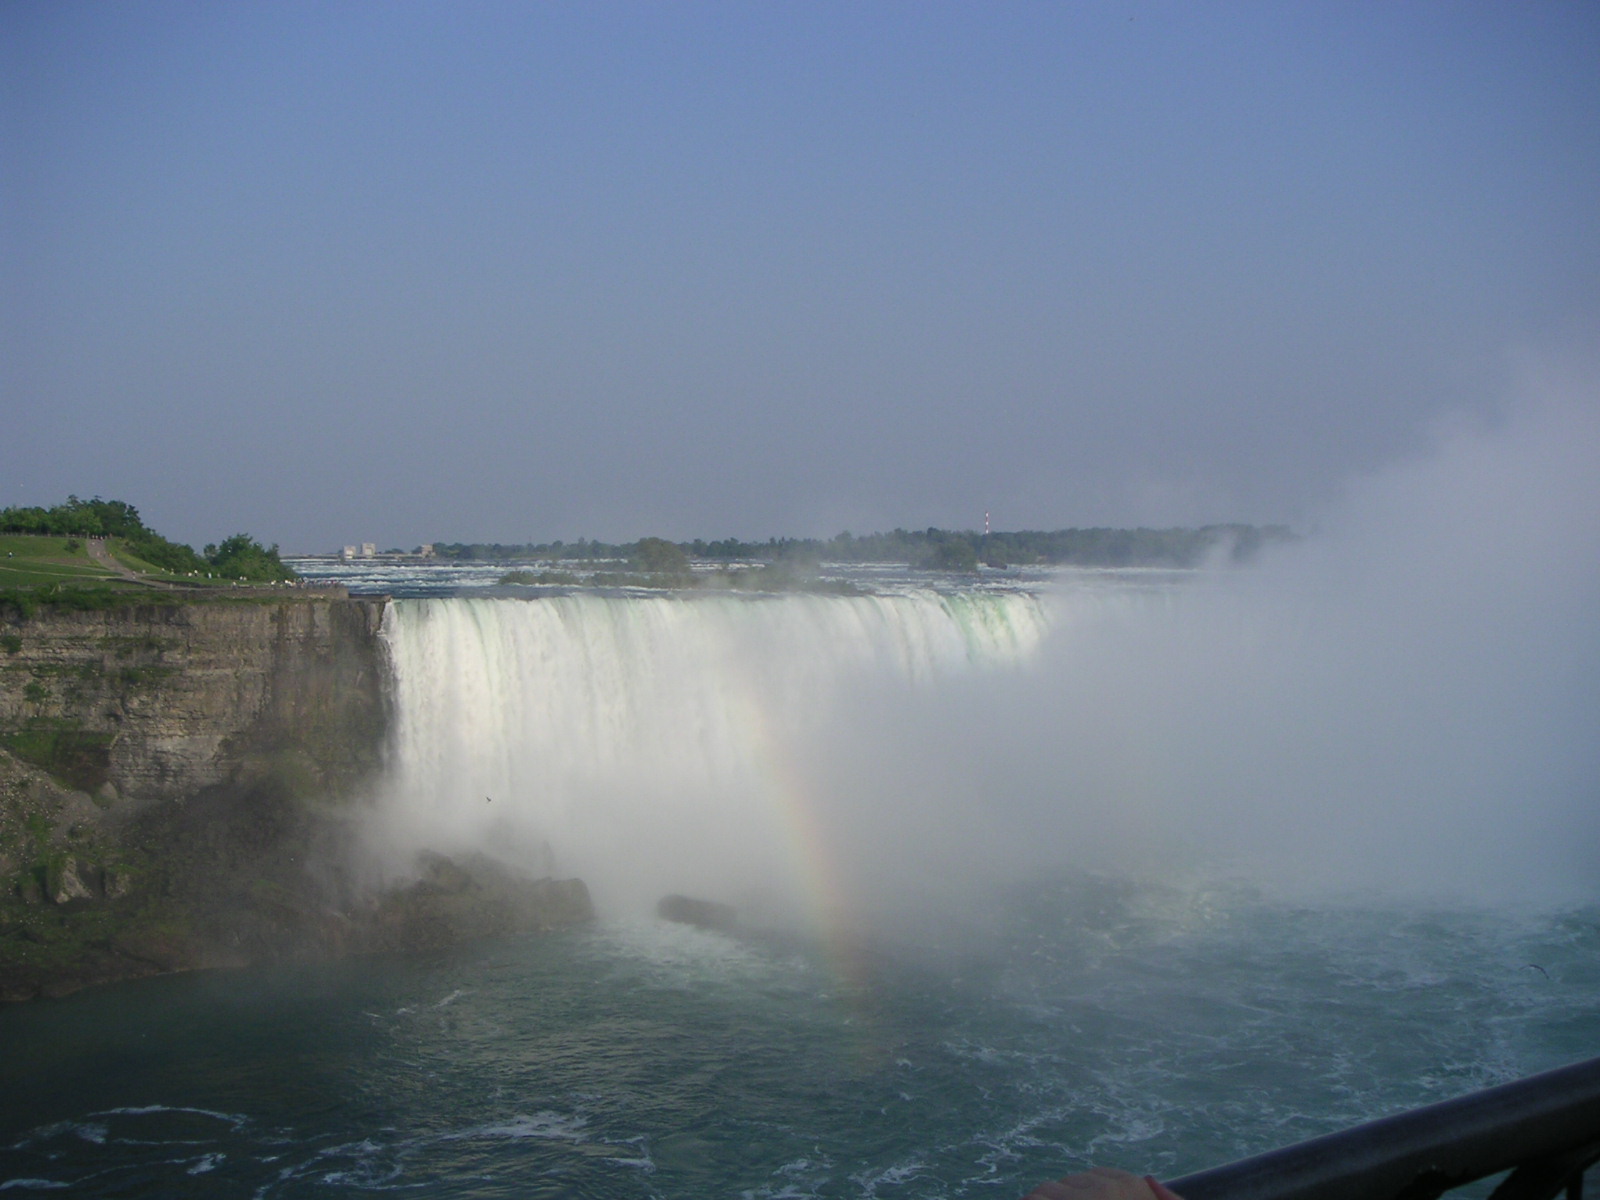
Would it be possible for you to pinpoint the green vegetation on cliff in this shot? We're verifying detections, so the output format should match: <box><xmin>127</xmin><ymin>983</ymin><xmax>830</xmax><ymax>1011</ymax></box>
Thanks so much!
<box><xmin>1</xmin><ymin>496</ymin><xmax>206</xmax><ymax>574</ymax></box>
<box><xmin>0</xmin><ymin>536</ymin><xmax>125</xmax><ymax>589</ymax></box>
<box><xmin>202</xmin><ymin>533</ymin><xmax>295</xmax><ymax>583</ymax></box>
<box><xmin>0</xmin><ymin>497</ymin><xmax>297</xmax><ymax>595</ymax></box>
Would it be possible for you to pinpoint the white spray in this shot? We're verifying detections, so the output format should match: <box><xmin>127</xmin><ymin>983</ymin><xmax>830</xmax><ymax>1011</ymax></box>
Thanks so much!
<box><xmin>369</xmin><ymin>383</ymin><xmax>1600</xmax><ymax>922</ymax></box>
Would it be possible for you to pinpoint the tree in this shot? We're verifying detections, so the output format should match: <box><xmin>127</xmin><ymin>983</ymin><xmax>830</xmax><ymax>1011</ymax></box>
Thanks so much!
<box><xmin>205</xmin><ymin>534</ymin><xmax>296</xmax><ymax>582</ymax></box>
<box><xmin>630</xmin><ymin>537</ymin><xmax>690</xmax><ymax>576</ymax></box>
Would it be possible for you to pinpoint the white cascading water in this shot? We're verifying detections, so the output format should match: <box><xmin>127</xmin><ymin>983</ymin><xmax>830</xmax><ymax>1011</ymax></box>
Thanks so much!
<box><xmin>373</xmin><ymin>589</ymin><xmax>1053</xmax><ymax>921</ymax></box>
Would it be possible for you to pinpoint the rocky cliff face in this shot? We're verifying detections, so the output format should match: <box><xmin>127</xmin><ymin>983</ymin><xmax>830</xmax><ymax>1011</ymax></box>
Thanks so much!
<box><xmin>0</xmin><ymin>596</ymin><xmax>591</xmax><ymax>1001</ymax></box>
<box><xmin>0</xmin><ymin>597</ymin><xmax>389</xmax><ymax>807</ymax></box>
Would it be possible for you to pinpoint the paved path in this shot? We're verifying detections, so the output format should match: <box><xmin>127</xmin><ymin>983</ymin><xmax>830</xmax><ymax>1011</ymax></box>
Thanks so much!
<box><xmin>86</xmin><ymin>537</ymin><xmax>168</xmax><ymax>587</ymax></box>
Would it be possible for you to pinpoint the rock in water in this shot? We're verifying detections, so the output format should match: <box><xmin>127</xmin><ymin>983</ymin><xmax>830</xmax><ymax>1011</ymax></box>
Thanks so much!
<box><xmin>657</xmin><ymin>893</ymin><xmax>737</xmax><ymax>932</ymax></box>
<box><xmin>363</xmin><ymin>852</ymin><xmax>594</xmax><ymax>953</ymax></box>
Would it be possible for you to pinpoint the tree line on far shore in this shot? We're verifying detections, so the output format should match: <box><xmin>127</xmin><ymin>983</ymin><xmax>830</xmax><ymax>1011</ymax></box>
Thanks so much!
<box><xmin>435</xmin><ymin>523</ymin><xmax>1296</xmax><ymax>571</ymax></box>
<box><xmin>0</xmin><ymin>497</ymin><xmax>295</xmax><ymax>582</ymax></box>
<box><xmin>3</xmin><ymin>496</ymin><xmax>1298</xmax><ymax>581</ymax></box>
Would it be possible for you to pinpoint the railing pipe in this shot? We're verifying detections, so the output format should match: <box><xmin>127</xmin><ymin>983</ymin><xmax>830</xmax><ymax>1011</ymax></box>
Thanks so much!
<box><xmin>1168</xmin><ymin>1055</ymin><xmax>1600</xmax><ymax>1200</ymax></box>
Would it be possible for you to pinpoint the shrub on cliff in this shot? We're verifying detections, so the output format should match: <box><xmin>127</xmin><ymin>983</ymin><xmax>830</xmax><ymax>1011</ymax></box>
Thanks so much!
<box><xmin>203</xmin><ymin>534</ymin><xmax>296</xmax><ymax>582</ymax></box>
<box><xmin>0</xmin><ymin>586</ymin><xmax>140</xmax><ymax>618</ymax></box>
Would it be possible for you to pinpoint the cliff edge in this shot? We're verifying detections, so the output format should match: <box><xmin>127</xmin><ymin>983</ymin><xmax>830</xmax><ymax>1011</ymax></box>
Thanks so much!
<box><xmin>0</xmin><ymin>596</ymin><xmax>590</xmax><ymax>1000</ymax></box>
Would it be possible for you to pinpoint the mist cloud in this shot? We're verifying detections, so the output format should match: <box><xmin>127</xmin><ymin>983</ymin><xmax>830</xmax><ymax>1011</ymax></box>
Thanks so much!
<box><xmin>810</xmin><ymin>377</ymin><xmax>1600</xmax><ymax>913</ymax></box>
<box><xmin>363</xmin><ymin>371</ymin><xmax>1598</xmax><ymax>931</ymax></box>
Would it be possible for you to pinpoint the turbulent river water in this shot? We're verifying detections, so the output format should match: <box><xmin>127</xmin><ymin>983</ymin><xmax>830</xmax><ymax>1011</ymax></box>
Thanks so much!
<box><xmin>3</xmin><ymin>563</ymin><xmax>1596</xmax><ymax>1198</ymax></box>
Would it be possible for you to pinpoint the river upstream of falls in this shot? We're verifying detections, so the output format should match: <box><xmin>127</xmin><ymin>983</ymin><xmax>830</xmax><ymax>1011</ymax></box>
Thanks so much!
<box><xmin>3</xmin><ymin>561</ymin><xmax>1597</xmax><ymax>1198</ymax></box>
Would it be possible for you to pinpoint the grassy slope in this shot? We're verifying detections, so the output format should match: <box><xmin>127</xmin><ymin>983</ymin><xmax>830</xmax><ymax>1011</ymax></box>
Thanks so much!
<box><xmin>0</xmin><ymin>535</ymin><xmax>124</xmax><ymax>588</ymax></box>
<box><xmin>103</xmin><ymin>541</ymin><xmax>211</xmax><ymax>582</ymax></box>
<box><xmin>0</xmin><ymin>535</ymin><xmax>204</xmax><ymax>590</ymax></box>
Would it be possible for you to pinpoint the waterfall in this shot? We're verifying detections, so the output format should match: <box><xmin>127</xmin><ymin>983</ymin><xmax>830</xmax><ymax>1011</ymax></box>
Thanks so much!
<box><xmin>373</xmin><ymin>590</ymin><xmax>1052</xmax><ymax>919</ymax></box>
<box><xmin>368</xmin><ymin>388</ymin><xmax>1600</xmax><ymax>922</ymax></box>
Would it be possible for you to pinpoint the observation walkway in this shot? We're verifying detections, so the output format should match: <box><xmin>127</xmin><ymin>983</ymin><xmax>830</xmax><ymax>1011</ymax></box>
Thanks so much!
<box><xmin>1167</xmin><ymin>1054</ymin><xmax>1600</xmax><ymax>1200</ymax></box>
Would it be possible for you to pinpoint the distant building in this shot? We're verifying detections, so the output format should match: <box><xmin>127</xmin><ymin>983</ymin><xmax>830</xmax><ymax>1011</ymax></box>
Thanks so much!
<box><xmin>420</xmin><ymin>543</ymin><xmax>435</xmax><ymax>558</ymax></box>
<box><xmin>341</xmin><ymin>545</ymin><xmax>357</xmax><ymax>560</ymax></box>
<box><xmin>361</xmin><ymin>543</ymin><xmax>376</xmax><ymax>558</ymax></box>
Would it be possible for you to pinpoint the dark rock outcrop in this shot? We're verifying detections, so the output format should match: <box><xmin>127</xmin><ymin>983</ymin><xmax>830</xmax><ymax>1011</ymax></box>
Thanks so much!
<box><xmin>361</xmin><ymin>852</ymin><xmax>593</xmax><ymax>953</ymax></box>
<box><xmin>657</xmin><ymin>893</ymin><xmax>738</xmax><ymax>932</ymax></box>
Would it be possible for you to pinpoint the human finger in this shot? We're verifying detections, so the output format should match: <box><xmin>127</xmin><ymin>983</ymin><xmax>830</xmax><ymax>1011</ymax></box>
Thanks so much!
<box><xmin>1020</xmin><ymin>1166</ymin><xmax>1162</xmax><ymax>1199</ymax></box>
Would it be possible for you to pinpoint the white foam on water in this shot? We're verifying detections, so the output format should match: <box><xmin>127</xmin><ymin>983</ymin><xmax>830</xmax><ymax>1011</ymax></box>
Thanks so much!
<box><xmin>453</xmin><ymin>1112</ymin><xmax>589</xmax><ymax>1142</ymax></box>
<box><xmin>94</xmin><ymin>1105</ymin><xmax>249</xmax><ymax>1128</ymax></box>
<box><xmin>851</xmin><ymin>1157</ymin><xmax>930</xmax><ymax>1196</ymax></box>
<box><xmin>585</xmin><ymin>916</ymin><xmax>803</xmax><ymax>990</ymax></box>
<box><xmin>185</xmin><ymin>1153</ymin><xmax>224</xmax><ymax>1175</ymax></box>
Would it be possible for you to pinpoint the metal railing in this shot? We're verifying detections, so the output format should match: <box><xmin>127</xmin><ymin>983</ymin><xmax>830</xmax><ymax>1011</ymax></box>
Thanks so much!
<box><xmin>1168</xmin><ymin>1055</ymin><xmax>1600</xmax><ymax>1200</ymax></box>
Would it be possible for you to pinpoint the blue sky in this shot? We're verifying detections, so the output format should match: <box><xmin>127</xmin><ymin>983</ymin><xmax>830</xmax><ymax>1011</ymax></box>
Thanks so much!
<box><xmin>5</xmin><ymin>2</ymin><xmax>1597</xmax><ymax>551</ymax></box>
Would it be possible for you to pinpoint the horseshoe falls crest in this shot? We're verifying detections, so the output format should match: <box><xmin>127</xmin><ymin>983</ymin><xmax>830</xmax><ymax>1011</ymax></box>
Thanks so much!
<box><xmin>373</xmin><ymin>590</ymin><xmax>1055</xmax><ymax>925</ymax></box>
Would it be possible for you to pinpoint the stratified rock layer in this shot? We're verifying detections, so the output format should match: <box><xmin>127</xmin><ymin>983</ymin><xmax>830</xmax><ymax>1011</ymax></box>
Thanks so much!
<box><xmin>0</xmin><ymin>597</ymin><xmax>389</xmax><ymax>805</ymax></box>
<box><xmin>0</xmin><ymin>597</ymin><xmax>592</xmax><ymax>1001</ymax></box>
